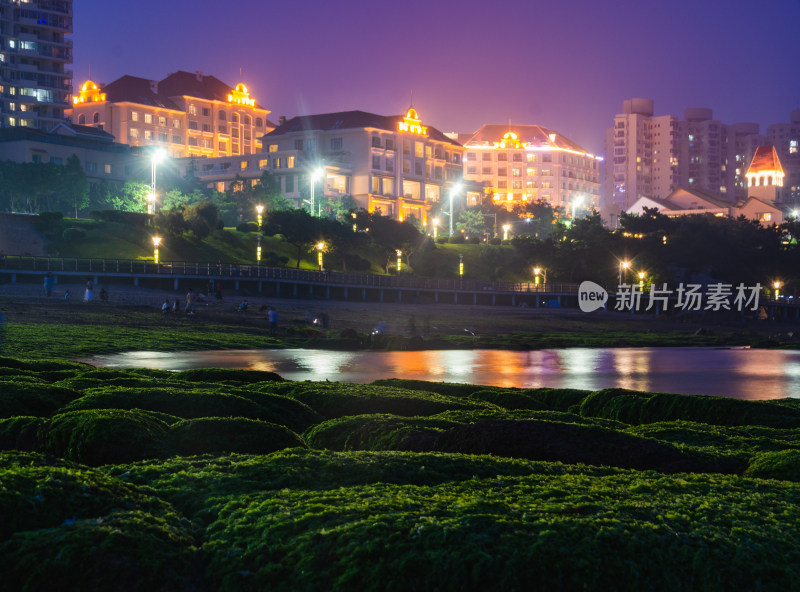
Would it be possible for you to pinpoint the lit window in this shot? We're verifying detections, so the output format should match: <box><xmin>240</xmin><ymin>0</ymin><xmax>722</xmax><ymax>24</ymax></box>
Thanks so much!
<box><xmin>287</xmin><ymin>156</ymin><xmax>295</xmax><ymax>168</ymax></box>
<box><xmin>130</xmin><ymin>111</ymin><xmax>139</xmax><ymax>122</ymax></box>
<box><xmin>130</xmin><ymin>128</ymin><xmax>139</xmax><ymax>138</ymax></box>
<box><xmin>104</xmin><ymin>164</ymin><xmax>111</xmax><ymax>174</ymax></box>
<box><xmin>268</xmin><ymin>144</ymin><xmax>278</xmax><ymax>152</ymax></box>
<box><xmin>144</xmin><ymin>113</ymin><xmax>153</xmax><ymax>124</ymax></box>
<box><xmin>188</xmin><ymin>105</ymin><xmax>197</xmax><ymax>116</ymax></box>
<box><xmin>240</xmin><ymin>161</ymin><xmax>248</xmax><ymax>170</ymax></box>
<box><xmin>172</xmin><ymin>120</ymin><xmax>181</xmax><ymax>129</ymax></box>
<box><xmin>158</xmin><ymin>116</ymin><xmax>166</xmax><ymax>126</ymax></box>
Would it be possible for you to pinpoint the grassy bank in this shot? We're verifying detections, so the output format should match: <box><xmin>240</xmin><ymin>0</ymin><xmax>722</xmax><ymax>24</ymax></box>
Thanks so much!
<box><xmin>1</xmin><ymin>294</ymin><xmax>796</xmax><ymax>359</ymax></box>
<box><xmin>3</xmin><ymin>358</ymin><xmax>800</xmax><ymax>589</ymax></box>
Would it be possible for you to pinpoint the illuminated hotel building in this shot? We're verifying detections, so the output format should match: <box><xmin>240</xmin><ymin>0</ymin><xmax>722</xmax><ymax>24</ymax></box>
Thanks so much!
<box><xmin>255</xmin><ymin>108</ymin><xmax>466</xmax><ymax>222</ymax></box>
<box><xmin>0</xmin><ymin>0</ymin><xmax>73</xmax><ymax>130</ymax></box>
<box><xmin>68</xmin><ymin>71</ymin><xmax>273</xmax><ymax>158</ymax></box>
<box><xmin>461</xmin><ymin>124</ymin><xmax>602</xmax><ymax>212</ymax></box>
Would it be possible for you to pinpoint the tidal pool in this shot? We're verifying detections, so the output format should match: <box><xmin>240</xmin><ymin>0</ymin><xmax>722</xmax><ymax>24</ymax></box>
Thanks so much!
<box><xmin>83</xmin><ymin>347</ymin><xmax>800</xmax><ymax>401</ymax></box>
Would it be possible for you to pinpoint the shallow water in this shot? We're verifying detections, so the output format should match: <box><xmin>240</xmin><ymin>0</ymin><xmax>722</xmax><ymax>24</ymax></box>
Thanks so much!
<box><xmin>83</xmin><ymin>347</ymin><xmax>800</xmax><ymax>400</ymax></box>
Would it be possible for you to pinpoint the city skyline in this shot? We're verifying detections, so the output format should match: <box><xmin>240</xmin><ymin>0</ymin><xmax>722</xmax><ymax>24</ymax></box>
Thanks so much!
<box><xmin>74</xmin><ymin>0</ymin><xmax>800</xmax><ymax>156</ymax></box>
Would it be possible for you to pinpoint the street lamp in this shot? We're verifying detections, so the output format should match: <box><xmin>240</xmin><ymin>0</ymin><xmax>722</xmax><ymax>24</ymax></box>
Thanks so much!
<box><xmin>774</xmin><ymin>281</ymin><xmax>782</xmax><ymax>300</ymax></box>
<box><xmin>449</xmin><ymin>182</ymin><xmax>462</xmax><ymax>237</ymax></box>
<box><xmin>256</xmin><ymin>204</ymin><xmax>264</xmax><ymax>229</ymax></box>
<box><xmin>310</xmin><ymin>168</ymin><xmax>324</xmax><ymax>217</ymax></box>
<box><xmin>432</xmin><ymin>217</ymin><xmax>439</xmax><ymax>240</ymax></box>
<box><xmin>534</xmin><ymin>267</ymin><xmax>547</xmax><ymax>285</ymax></box>
<box><xmin>317</xmin><ymin>241</ymin><xmax>325</xmax><ymax>271</ymax></box>
<box><xmin>502</xmin><ymin>224</ymin><xmax>510</xmax><ymax>241</ymax></box>
<box><xmin>150</xmin><ymin>147</ymin><xmax>166</xmax><ymax>215</ymax></box>
<box><xmin>396</xmin><ymin>249</ymin><xmax>402</xmax><ymax>273</ymax></box>
<box><xmin>459</xmin><ymin>253</ymin><xmax>464</xmax><ymax>277</ymax></box>
<box><xmin>618</xmin><ymin>260</ymin><xmax>631</xmax><ymax>285</ymax></box>
<box><xmin>152</xmin><ymin>236</ymin><xmax>161</xmax><ymax>265</ymax></box>
<box><xmin>638</xmin><ymin>271</ymin><xmax>646</xmax><ymax>288</ymax></box>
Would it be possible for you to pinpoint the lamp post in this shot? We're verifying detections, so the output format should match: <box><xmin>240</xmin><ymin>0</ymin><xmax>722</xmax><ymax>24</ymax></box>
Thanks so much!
<box><xmin>150</xmin><ymin>148</ymin><xmax>166</xmax><ymax>215</ymax></box>
<box><xmin>255</xmin><ymin>205</ymin><xmax>264</xmax><ymax>264</ymax></box>
<box><xmin>317</xmin><ymin>242</ymin><xmax>325</xmax><ymax>271</ymax></box>
<box><xmin>152</xmin><ymin>236</ymin><xmax>161</xmax><ymax>265</ymax></box>
<box><xmin>432</xmin><ymin>217</ymin><xmax>439</xmax><ymax>240</ymax></box>
<box><xmin>774</xmin><ymin>281</ymin><xmax>782</xmax><ymax>300</ymax></box>
<box><xmin>638</xmin><ymin>271</ymin><xmax>646</xmax><ymax>288</ymax></box>
<box><xmin>502</xmin><ymin>224</ymin><xmax>510</xmax><ymax>241</ymax></box>
<box><xmin>310</xmin><ymin>168</ymin><xmax>324</xmax><ymax>217</ymax></box>
<box><xmin>449</xmin><ymin>182</ymin><xmax>462</xmax><ymax>237</ymax></box>
<box><xmin>618</xmin><ymin>260</ymin><xmax>630</xmax><ymax>285</ymax></box>
<box><xmin>396</xmin><ymin>249</ymin><xmax>402</xmax><ymax>273</ymax></box>
<box><xmin>534</xmin><ymin>267</ymin><xmax>547</xmax><ymax>286</ymax></box>
<box><xmin>459</xmin><ymin>253</ymin><xmax>464</xmax><ymax>277</ymax></box>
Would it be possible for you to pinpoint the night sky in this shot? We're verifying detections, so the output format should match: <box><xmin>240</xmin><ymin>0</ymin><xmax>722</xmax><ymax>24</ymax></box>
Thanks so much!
<box><xmin>74</xmin><ymin>0</ymin><xmax>800</xmax><ymax>155</ymax></box>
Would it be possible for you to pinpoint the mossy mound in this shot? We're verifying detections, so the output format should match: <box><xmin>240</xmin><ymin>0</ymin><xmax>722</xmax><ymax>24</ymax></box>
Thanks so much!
<box><xmin>370</xmin><ymin>378</ymin><xmax>486</xmax><ymax>398</ymax></box>
<box><xmin>745</xmin><ymin>450</ymin><xmax>800</xmax><ymax>481</ymax></box>
<box><xmin>44</xmin><ymin>409</ymin><xmax>173</xmax><ymax>465</ymax></box>
<box><xmin>580</xmin><ymin>388</ymin><xmax>800</xmax><ymax>428</ymax></box>
<box><xmin>0</xmin><ymin>511</ymin><xmax>201</xmax><ymax>592</ymax></box>
<box><xmin>60</xmin><ymin>386</ymin><xmax>279</xmax><ymax>423</ymax></box>
<box><xmin>0</xmin><ymin>451</ymin><xmax>173</xmax><ymax>538</ymax></box>
<box><xmin>227</xmin><ymin>388</ymin><xmax>322</xmax><ymax>432</ymax></box>
<box><xmin>0</xmin><ymin>416</ymin><xmax>46</xmax><ymax>451</ymax></box>
<box><xmin>201</xmin><ymin>473</ymin><xmax>800</xmax><ymax>591</ymax></box>
<box><xmin>468</xmin><ymin>389</ymin><xmax>549</xmax><ymax>410</ymax></box>
<box><xmin>0</xmin><ymin>381</ymin><xmax>82</xmax><ymax>418</ymax></box>
<box><xmin>304</xmin><ymin>414</ymin><xmax>455</xmax><ymax>451</ymax></box>
<box><xmin>171</xmin><ymin>417</ymin><xmax>306</xmax><ymax>455</ymax></box>
<box><xmin>170</xmin><ymin>367</ymin><xmax>284</xmax><ymax>384</ymax></box>
<box><xmin>280</xmin><ymin>382</ymin><xmax>496</xmax><ymax>419</ymax></box>
<box><xmin>0</xmin><ymin>357</ymin><xmax>91</xmax><ymax>372</ymax></box>
<box><xmin>432</xmin><ymin>419</ymin><xmax>745</xmax><ymax>474</ymax></box>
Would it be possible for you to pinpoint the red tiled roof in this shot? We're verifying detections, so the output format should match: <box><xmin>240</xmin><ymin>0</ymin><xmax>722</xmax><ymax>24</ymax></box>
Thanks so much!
<box><xmin>463</xmin><ymin>124</ymin><xmax>591</xmax><ymax>154</ymax></box>
<box><xmin>747</xmin><ymin>145</ymin><xmax>784</xmax><ymax>175</ymax></box>
<box><xmin>265</xmin><ymin>110</ymin><xmax>462</xmax><ymax>147</ymax></box>
<box><xmin>97</xmin><ymin>71</ymin><xmax>267</xmax><ymax>111</ymax></box>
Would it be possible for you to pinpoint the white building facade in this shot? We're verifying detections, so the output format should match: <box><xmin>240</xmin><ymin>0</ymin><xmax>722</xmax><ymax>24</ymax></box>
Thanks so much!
<box><xmin>461</xmin><ymin>124</ymin><xmax>602</xmax><ymax>213</ymax></box>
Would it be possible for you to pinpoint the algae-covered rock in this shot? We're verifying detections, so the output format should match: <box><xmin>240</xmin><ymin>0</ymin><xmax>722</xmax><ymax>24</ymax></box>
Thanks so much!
<box><xmin>171</xmin><ymin>417</ymin><xmax>306</xmax><ymax>455</ymax></box>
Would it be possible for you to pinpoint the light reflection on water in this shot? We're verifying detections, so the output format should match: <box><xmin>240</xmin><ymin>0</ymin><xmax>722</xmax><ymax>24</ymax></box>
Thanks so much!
<box><xmin>84</xmin><ymin>347</ymin><xmax>800</xmax><ymax>400</ymax></box>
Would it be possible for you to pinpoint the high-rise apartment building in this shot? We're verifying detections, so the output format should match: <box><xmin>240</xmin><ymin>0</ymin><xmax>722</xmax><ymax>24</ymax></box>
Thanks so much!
<box><xmin>68</xmin><ymin>71</ymin><xmax>274</xmax><ymax>159</ymax></box>
<box><xmin>604</xmin><ymin>98</ymin><xmax>765</xmax><ymax>224</ymax></box>
<box><xmin>0</xmin><ymin>0</ymin><xmax>73</xmax><ymax>130</ymax></box>
<box><xmin>766</xmin><ymin>111</ymin><xmax>800</xmax><ymax>203</ymax></box>
<box><xmin>461</xmin><ymin>124</ymin><xmax>602</xmax><ymax>213</ymax></box>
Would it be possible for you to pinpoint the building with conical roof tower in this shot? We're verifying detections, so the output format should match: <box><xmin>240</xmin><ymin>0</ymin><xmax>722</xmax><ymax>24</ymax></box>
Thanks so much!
<box><xmin>745</xmin><ymin>145</ymin><xmax>785</xmax><ymax>204</ymax></box>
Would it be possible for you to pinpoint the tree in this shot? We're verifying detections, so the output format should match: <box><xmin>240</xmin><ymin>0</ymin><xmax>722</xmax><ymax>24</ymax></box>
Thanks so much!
<box><xmin>264</xmin><ymin>209</ymin><xmax>323</xmax><ymax>268</ymax></box>
<box><xmin>183</xmin><ymin>201</ymin><xmax>220</xmax><ymax>240</ymax></box>
<box><xmin>456</xmin><ymin>209</ymin><xmax>488</xmax><ymax>237</ymax></box>
<box><xmin>60</xmin><ymin>154</ymin><xmax>89</xmax><ymax>218</ymax></box>
<box><xmin>97</xmin><ymin>181</ymin><xmax>150</xmax><ymax>212</ymax></box>
<box><xmin>354</xmin><ymin>211</ymin><xmax>422</xmax><ymax>272</ymax></box>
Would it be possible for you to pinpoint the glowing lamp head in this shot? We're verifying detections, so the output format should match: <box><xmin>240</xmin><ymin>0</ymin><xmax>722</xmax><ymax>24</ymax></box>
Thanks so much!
<box><xmin>433</xmin><ymin>218</ymin><xmax>439</xmax><ymax>226</ymax></box>
<box><xmin>638</xmin><ymin>271</ymin><xmax>645</xmax><ymax>280</ymax></box>
<box><xmin>451</xmin><ymin>182</ymin><xmax>463</xmax><ymax>195</ymax></box>
<box><xmin>312</xmin><ymin>168</ymin><xmax>325</xmax><ymax>181</ymax></box>
<box><xmin>621</xmin><ymin>260</ymin><xmax>631</xmax><ymax>270</ymax></box>
<box><xmin>774</xmin><ymin>281</ymin><xmax>782</xmax><ymax>290</ymax></box>
<box><xmin>534</xmin><ymin>267</ymin><xmax>541</xmax><ymax>275</ymax></box>
<box><xmin>255</xmin><ymin>205</ymin><xmax>264</xmax><ymax>215</ymax></box>
<box><xmin>152</xmin><ymin>148</ymin><xmax>167</xmax><ymax>165</ymax></box>
<box><xmin>317</xmin><ymin>242</ymin><xmax>325</xmax><ymax>251</ymax></box>
<box><xmin>152</xmin><ymin>236</ymin><xmax>161</xmax><ymax>247</ymax></box>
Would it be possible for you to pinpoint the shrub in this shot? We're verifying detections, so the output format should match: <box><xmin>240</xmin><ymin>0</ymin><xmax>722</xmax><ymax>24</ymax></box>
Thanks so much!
<box><xmin>171</xmin><ymin>417</ymin><xmax>306</xmax><ymax>455</ymax></box>
<box><xmin>448</xmin><ymin>235</ymin><xmax>465</xmax><ymax>244</ymax></box>
<box><xmin>91</xmin><ymin>210</ymin><xmax>149</xmax><ymax>226</ymax></box>
<box><xmin>236</xmin><ymin>221</ymin><xmax>259</xmax><ymax>233</ymax></box>
<box><xmin>61</xmin><ymin>227</ymin><xmax>86</xmax><ymax>242</ymax></box>
<box><xmin>44</xmin><ymin>409</ymin><xmax>173</xmax><ymax>465</ymax></box>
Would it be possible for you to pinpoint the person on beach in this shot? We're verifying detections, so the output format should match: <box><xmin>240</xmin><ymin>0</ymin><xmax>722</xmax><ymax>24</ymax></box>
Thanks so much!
<box><xmin>172</xmin><ymin>299</ymin><xmax>180</xmax><ymax>313</ymax></box>
<box><xmin>43</xmin><ymin>272</ymin><xmax>55</xmax><ymax>297</ymax></box>
<box><xmin>83</xmin><ymin>280</ymin><xmax>95</xmax><ymax>302</ymax></box>
<box><xmin>238</xmin><ymin>299</ymin><xmax>248</xmax><ymax>312</ymax></box>
<box><xmin>162</xmin><ymin>299</ymin><xmax>171</xmax><ymax>314</ymax></box>
<box><xmin>185</xmin><ymin>289</ymin><xmax>197</xmax><ymax>315</ymax></box>
<box><xmin>268</xmin><ymin>307</ymin><xmax>278</xmax><ymax>335</ymax></box>
<box><xmin>64</xmin><ymin>290</ymin><xmax>71</xmax><ymax>304</ymax></box>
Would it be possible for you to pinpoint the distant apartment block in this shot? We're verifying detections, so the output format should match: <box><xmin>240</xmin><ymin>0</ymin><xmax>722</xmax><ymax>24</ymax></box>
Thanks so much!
<box><xmin>604</xmin><ymin>98</ymin><xmax>768</xmax><ymax>223</ymax></box>
<box><xmin>460</xmin><ymin>124</ymin><xmax>602</xmax><ymax>213</ymax></box>
<box><xmin>0</xmin><ymin>0</ymin><xmax>73</xmax><ymax>130</ymax></box>
<box><xmin>766</xmin><ymin>110</ymin><xmax>800</xmax><ymax>203</ymax></box>
<box><xmin>68</xmin><ymin>71</ymin><xmax>274</xmax><ymax>159</ymax></box>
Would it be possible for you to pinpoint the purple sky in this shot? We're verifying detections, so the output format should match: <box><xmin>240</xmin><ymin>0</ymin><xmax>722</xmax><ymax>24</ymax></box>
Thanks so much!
<box><xmin>74</xmin><ymin>0</ymin><xmax>800</xmax><ymax>155</ymax></box>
